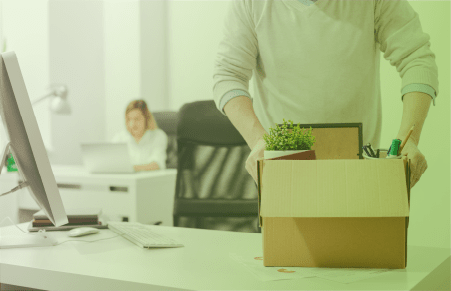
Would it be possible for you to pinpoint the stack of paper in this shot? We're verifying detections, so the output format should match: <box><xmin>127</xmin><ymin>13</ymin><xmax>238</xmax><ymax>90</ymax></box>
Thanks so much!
<box><xmin>28</xmin><ymin>208</ymin><xmax>107</xmax><ymax>232</ymax></box>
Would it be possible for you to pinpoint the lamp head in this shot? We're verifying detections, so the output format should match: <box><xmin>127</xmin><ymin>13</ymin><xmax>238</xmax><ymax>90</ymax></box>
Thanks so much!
<box><xmin>48</xmin><ymin>84</ymin><xmax>71</xmax><ymax>115</ymax></box>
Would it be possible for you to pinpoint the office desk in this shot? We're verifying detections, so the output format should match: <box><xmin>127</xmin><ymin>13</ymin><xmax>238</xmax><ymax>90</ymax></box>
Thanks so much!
<box><xmin>0</xmin><ymin>224</ymin><xmax>449</xmax><ymax>291</ymax></box>
<box><xmin>6</xmin><ymin>165</ymin><xmax>177</xmax><ymax>225</ymax></box>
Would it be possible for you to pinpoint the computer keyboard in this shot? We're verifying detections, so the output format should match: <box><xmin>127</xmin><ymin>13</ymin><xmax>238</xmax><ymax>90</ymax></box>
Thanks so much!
<box><xmin>107</xmin><ymin>221</ymin><xmax>183</xmax><ymax>248</ymax></box>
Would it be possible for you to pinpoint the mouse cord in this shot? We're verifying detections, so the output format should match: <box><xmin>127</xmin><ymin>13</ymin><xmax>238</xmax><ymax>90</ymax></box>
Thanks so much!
<box><xmin>0</xmin><ymin>216</ymin><xmax>31</xmax><ymax>234</ymax></box>
<box><xmin>54</xmin><ymin>234</ymin><xmax>123</xmax><ymax>246</ymax></box>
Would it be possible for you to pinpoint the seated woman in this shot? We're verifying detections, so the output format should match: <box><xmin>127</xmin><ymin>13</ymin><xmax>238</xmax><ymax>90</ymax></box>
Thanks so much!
<box><xmin>112</xmin><ymin>100</ymin><xmax>168</xmax><ymax>171</ymax></box>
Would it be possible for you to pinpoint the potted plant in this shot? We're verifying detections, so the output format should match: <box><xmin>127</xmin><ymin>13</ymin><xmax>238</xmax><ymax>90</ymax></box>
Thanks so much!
<box><xmin>263</xmin><ymin>119</ymin><xmax>316</xmax><ymax>159</ymax></box>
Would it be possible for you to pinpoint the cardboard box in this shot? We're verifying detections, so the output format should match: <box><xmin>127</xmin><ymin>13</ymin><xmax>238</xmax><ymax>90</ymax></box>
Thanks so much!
<box><xmin>257</xmin><ymin>157</ymin><xmax>411</xmax><ymax>269</ymax></box>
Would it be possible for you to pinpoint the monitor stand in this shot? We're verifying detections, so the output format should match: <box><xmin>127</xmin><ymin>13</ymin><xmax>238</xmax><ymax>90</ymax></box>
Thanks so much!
<box><xmin>0</xmin><ymin>141</ymin><xmax>58</xmax><ymax>248</ymax></box>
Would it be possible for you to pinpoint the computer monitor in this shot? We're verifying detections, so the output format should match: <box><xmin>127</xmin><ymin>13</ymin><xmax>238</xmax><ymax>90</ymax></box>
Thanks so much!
<box><xmin>0</xmin><ymin>52</ymin><xmax>68</xmax><ymax>239</ymax></box>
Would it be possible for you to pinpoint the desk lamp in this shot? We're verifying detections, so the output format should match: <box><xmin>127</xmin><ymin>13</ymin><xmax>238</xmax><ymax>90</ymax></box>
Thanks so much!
<box><xmin>32</xmin><ymin>84</ymin><xmax>71</xmax><ymax>115</ymax></box>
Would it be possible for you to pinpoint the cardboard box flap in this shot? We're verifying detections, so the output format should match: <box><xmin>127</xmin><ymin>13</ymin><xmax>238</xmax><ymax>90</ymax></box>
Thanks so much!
<box><xmin>257</xmin><ymin>158</ymin><xmax>265</xmax><ymax>227</ymax></box>
<box><xmin>260</xmin><ymin>159</ymin><xmax>409</xmax><ymax>218</ymax></box>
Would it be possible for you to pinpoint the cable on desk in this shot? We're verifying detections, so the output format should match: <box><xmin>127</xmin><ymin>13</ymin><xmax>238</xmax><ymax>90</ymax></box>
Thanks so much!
<box><xmin>55</xmin><ymin>234</ymin><xmax>123</xmax><ymax>246</ymax></box>
<box><xmin>0</xmin><ymin>216</ymin><xmax>55</xmax><ymax>240</ymax></box>
<box><xmin>0</xmin><ymin>216</ymin><xmax>29</xmax><ymax>234</ymax></box>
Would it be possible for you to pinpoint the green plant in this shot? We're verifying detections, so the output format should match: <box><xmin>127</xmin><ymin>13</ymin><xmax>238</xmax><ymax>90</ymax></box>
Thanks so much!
<box><xmin>263</xmin><ymin>119</ymin><xmax>315</xmax><ymax>151</ymax></box>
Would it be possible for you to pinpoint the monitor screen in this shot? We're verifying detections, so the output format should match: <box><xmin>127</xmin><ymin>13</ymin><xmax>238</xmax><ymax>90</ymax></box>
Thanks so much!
<box><xmin>0</xmin><ymin>51</ymin><xmax>68</xmax><ymax>226</ymax></box>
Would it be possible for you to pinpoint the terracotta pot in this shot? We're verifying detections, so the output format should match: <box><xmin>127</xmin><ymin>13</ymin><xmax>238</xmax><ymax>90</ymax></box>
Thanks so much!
<box><xmin>264</xmin><ymin>150</ymin><xmax>309</xmax><ymax>160</ymax></box>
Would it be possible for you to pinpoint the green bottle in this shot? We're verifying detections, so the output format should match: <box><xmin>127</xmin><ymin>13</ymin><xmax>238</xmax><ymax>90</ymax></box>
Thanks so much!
<box><xmin>6</xmin><ymin>154</ymin><xmax>18</xmax><ymax>172</ymax></box>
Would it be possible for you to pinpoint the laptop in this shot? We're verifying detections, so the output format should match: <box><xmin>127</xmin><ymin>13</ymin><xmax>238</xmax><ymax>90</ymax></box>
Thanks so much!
<box><xmin>80</xmin><ymin>143</ymin><xmax>135</xmax><ymax>174</ymax></box>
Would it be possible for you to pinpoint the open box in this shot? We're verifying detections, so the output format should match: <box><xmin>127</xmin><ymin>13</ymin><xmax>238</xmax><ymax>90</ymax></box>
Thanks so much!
<box><xmin>256</xmin><ymin>156</ymin><xmax>411</xmax><ymax>269</ymax></box>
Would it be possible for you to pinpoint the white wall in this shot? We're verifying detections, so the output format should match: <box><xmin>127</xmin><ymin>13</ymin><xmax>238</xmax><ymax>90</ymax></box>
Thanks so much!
<box><xmin>167</xmin><ymin>1</ymin><xmax>254</xmax><ymax>111</ymax></box>
<box><xmin>140</xmin><ymin>1</ymin><xmax>169</xmax><ymax>112</ymax></box>
<box><xmin>104</xmin><ymin>0</ymin><xmax>141</xmax><ymax>142</ymax></box>
<box><xmin>49</xmin><ymin>0</ymin><xmax>169</xmax><ymax>164</ymax></box>
<box><xmin>377</xmin><ymin>1</ymin><xmax>450</xmax><ymax>250</ymax></box>
<box><xmin>48</xmin><ymin>0</ymin><xmax>106</xmax><ymax>165</ymax></box>
<box><xmin>104</xmin><ymin>0</ymin><xmax>168</xmax><ymax>142</ymax></box>
<box><xmin>0</xmin><ymin>0</ymin><xmax>51</xmax><ymax>151</ymax></box>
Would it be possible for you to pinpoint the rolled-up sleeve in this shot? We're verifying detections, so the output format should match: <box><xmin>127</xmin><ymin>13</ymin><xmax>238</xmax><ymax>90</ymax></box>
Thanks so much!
<box><xmin>401</xmin><ymin>83</ymin><xmax>436</xmax><ymax>106</ymax></box>
<box><xmin>219</xmin><ymin>89</ymin><xmax>252</xmax><ymax>114</ymax></box>
<box><xmin>374</xmin><ymin>0</ymin><xmax>439</xmax><ymax>104</ymax></box>
<box><xmin>212</xmin><ymin>0</ymin><xmax>258</xmax><ymax>115</ymax></box>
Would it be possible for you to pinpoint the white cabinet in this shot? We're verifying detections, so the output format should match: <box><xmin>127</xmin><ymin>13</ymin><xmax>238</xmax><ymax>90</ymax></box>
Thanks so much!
<box><xmin>0</xmin><ymin>169</ymin><xmax>19</xmax><ymax>224</ymax></box>
<box><xmin>11</xmin><ymin>165</ymin><xmax>177</xmax><ymax>226</ymax></box>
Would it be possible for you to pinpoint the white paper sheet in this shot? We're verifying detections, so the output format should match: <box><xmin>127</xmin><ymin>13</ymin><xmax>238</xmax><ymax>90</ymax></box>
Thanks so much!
<box><xmin>229</xmin><ymin>253</ymin><xmax>395</xmax><ymax>284</ymax></box>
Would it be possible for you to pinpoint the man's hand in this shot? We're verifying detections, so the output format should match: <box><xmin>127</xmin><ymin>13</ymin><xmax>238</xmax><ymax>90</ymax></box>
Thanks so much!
<box><xmin>223</xmin><ymin>96</ymin><xmax>268</xmax><ymax>183</ymax></box>
<box><xmin>399</xmin><ymin>139</ymin><xmax>427</xmax><ymax>188</ymax></box>
<box><xmin>245</xmin><ymin>137</ymin><xmax>266</xmax><ymax>183</ymax></box>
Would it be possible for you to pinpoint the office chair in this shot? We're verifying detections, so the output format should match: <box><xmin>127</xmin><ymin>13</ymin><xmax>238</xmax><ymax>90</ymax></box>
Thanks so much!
<box><xmin>153</xmin><ymin>111</ymin><xmax>178</xmax><ymax>169</ymax></box>
<box><xmin>173</xmin><ymin>100</ymin><xmax>259</xmax><ymax>233</ymax></box>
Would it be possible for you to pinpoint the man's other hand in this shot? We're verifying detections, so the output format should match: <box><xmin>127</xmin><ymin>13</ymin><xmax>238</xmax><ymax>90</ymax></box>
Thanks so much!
<box><xmin>399</xmin><ymin>139</ymin><xmax>427</xmax><ymax>188</ymax></box>
<box><xmin>246</xmin><ymin>137</ymin><xmax>266</xmax><ymax>183</ymax></box>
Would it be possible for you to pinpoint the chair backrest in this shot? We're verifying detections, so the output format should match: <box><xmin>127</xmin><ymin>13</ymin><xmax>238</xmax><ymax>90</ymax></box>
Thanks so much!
<box><xmin>174</xmin><ymin>100</ymin><xmax>259</xmax><ymax>233</ymax></box>
<box><xmin>153</xmin><ymin>111</ymin><xmax>178</xmax><ymax>169</ymax></box>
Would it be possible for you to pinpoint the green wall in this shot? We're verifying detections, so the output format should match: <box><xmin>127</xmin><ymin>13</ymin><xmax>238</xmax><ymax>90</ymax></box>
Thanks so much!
<box><xmin>379</xmin><ymin>1</ymin><xmax>450</xmax><ymax>249</ymax></box>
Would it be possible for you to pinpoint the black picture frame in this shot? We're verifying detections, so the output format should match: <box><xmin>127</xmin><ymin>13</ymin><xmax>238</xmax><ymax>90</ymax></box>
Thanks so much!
<box><xmin>277</xmin><ymin>122</ymin><xmax>363</xmax><ymax>159</ymax></box>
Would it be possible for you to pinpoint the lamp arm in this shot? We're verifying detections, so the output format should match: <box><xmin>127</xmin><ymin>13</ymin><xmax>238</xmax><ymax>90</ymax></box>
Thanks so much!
<box><xmin>31</xmin><ymin>91</ymin><xmax>55</xmax><ymax>106</ymax></box>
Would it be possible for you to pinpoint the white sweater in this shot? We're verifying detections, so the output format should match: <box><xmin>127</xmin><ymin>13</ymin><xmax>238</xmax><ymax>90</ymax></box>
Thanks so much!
<box><xmin>212</xmin><ymin>0</ymin><xmax>439</xmax><ymax>149</ymax></box>
<box><xmin>112</xmin><ymin>129</ymin><xmax>168</xmax><ymax>169</ymax></box>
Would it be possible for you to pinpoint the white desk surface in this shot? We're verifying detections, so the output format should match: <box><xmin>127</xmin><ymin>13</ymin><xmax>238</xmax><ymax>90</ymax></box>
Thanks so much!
<box><xmin>1</xmin><ymin>165</ymin><xmax>176</xmax><ymax>180</ymax></box>
<box><xmin>0</xmin><ymin>224</ymin><xmax>449</xmax><ymax>291</ymax></box>
<box><xmin>49</xmin><ymin>164</ymin><xmax>177</xmax><ymax>180</ymax></box>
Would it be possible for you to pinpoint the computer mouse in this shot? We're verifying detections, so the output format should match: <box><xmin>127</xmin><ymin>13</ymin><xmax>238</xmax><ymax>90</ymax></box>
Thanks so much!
<box><xmin>68</xmin><ymin>227</ymin><xmax>100</xmax><ymax>237</ymax></box>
